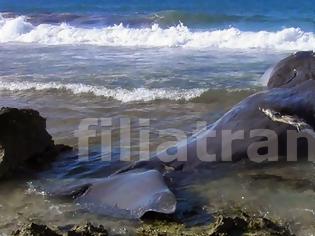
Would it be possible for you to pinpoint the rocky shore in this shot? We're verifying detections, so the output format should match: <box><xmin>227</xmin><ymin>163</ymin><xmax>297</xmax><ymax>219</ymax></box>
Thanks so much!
<box><xmin>0</xmin><ymin>107</ymin><xmax>71</xmax><ymax>179</ymax></box>
<box><xmin>13</xmin><ymin>210</ymin><xmax>293</xmax><ymax>236</ymax></box>
<box><xmin>0</xmin><ymin>106</ymin><xmax>294</xmax><ymax>235</ymax></box>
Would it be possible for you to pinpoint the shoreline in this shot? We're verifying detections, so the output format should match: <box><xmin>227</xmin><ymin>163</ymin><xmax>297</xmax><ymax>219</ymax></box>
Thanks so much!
<box><xmin>12</xmin><ymin>209</ymin><xmax>293</xmax><ymax>236</ymax></box>
<box><xmin>1</xmin><ymin>2</ymin><xmax>315</xmax><ymax>233</ymax></box>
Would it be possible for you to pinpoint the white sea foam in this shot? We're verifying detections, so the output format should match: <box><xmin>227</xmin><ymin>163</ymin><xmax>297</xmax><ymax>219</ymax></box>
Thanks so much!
<box><xmin>0</xmin><ymin>80</ymin><xmax>206</xmax><ymax>102</ymax></box>
<box><xmin>0</xmin><ymin>14</ymin><xmax>314</xmax><ymax>50</ymax></box>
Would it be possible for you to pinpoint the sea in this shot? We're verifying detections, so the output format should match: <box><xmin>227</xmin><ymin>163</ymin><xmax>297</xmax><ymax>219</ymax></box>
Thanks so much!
<box><xmin>0</xmin><ymin>0</ymin><xmax>315</xmax><ymax>235</ymax></box>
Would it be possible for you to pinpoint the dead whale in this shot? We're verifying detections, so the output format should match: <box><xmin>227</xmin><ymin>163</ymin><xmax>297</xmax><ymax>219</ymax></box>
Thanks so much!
<box><xmin>57</xmin><ymin>51</ymin><xmax>315</xmax><ymax>219</ymax></box>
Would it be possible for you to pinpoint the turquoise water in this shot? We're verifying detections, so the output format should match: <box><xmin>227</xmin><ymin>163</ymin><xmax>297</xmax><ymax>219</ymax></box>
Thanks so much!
<box><xmin>1</xmin><ymin>0</ymin><xmax>314</xmax><ymax>31</ymax></box>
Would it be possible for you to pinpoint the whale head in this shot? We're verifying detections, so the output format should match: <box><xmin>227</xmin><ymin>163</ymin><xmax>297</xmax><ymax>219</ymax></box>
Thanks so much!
<box><xmin>265</xmin><ymin>51</ymin><xmax>315</xmax><ymax>89</ymax></box>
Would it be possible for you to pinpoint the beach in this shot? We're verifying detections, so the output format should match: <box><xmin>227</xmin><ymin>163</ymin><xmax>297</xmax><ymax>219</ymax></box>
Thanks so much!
<box><xmin>1</xmin><ymin>1</ymin><xmax>315</xmax><ymax>235</ymax></box>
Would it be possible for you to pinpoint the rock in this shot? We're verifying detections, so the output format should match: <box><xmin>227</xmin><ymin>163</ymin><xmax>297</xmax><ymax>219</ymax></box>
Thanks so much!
<box><xmin>12</xmin><ymin>223</ymin><xmax>108</xmax><ymax>236</ymax></box>
<box><xmin>66</xmin><ymin>223</ymin><xmax>108</xmax><ymax>236</ymax></box>
<box><xmin>12</xmin><ymin>223</ymin><xmax>61</xmax><ymax>236</ymax></box>
<box><xmin>12</xmin><ymin>213</ymin><xmax>293</xmax><ymax>236</ymax></box>
<box><xmin>208</xmin><ymin>212</ymin><xmax>293</xmax><ymax>236</ymax></box>
<box><xmin>137</xmin><ymin>211</ymin><xmax>294</xmax><ymax>236</ymax></box>
<box><xmin>0</xmin><ymin>107</ymin><xmax>71</xmax><ymax>179</ymax></box>
<box><xmin>208</xmin><ymin>215</ymin><xmax>247</xmax><ymax>235</ymax></box>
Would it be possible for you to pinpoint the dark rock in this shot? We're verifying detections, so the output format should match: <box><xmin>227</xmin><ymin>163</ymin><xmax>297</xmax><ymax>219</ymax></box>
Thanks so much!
<box><xmin>209</xmin><ymin>212</ymin><xmax>293</xmax><ymax>236</ymax></box>
<box><xmin>137</xmin><ymin>211</ymin><xmax>294</xmax><ymax>236</ymax></box>
<box><xmin>0</xmin><ymin>107</ymin><xmax>71</xmax><ymax>179</ymax></box>
<box><xmin>12</xmin><ymin>223</ymin><xmax>108</xmax><ymax>236</ymax></box>
<box><xmin>12</xmin><ymin>213</ymin><xmax>293</xmax><ymax>236</ymax></box>
<box><xmin>12</xmin><ymin>223</ymin><xmax>61</xmax><ymax>236</ymax></box>
<box><xmin>210</xmin><ymin>215</ymin><xmax>247</xmax><ymax>235</ymax></box>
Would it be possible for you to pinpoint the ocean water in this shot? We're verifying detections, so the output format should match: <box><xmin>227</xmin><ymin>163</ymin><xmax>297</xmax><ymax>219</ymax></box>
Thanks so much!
<box><xmin>0</xmin><ymin>1</ymin><xmax>315</xmax><ymax>235</ymax></box>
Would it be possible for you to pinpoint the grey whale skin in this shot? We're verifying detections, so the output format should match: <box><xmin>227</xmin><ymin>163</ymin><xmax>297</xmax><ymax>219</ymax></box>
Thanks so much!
<box><xmin>59</xmin><ymin>51</ymin><xmax>315</xmax><ymax>219</ymax></box>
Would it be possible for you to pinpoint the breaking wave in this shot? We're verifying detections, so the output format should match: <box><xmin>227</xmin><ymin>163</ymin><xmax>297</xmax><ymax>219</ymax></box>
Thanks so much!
<box><xmin>0</xmin><ymin>14</ymin><xmax>314</xmax><ymax>50</ymax></box>
<box><xmin>0</xmin><ymin>80</ymin><xmax>207</xmax><ymax>103</ymax></box>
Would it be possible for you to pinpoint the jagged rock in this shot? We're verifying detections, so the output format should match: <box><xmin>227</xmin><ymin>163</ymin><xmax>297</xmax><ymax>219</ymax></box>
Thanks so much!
<box><xmin>12</xmin><ymin>213</ymin><xmax>293</xmax><ymax>236</ymax></box>
<box><xmin>66</xmin><ymin>223</ymin><xmax>108</xmax><ymax>236</ymax></box>
<box><xmin>0</xmin><ymin>107</ymin><xmax>71</xmax><ymax>179</ymax></box>
<box><xmin>12</xmin><ymin>223</ymin><xmax>61</xmax><ymax>236</ymax></box>
<box><xmin>208</xmin><ymin>212</ymin><xmax>293</xmax><ymax>236</ymax></box>
<box><xmin>12</xmin><ymin>223</ymin><xmax>108</xmax><ymax>236</ymax></box>
<box><xmin>137</xmin><ymin>211</ymin><xmax>294</xmax><ymax>236</ymax></box>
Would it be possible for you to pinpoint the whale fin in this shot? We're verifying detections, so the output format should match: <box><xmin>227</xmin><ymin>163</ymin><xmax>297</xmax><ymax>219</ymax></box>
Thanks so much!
<box><xmin>73</xmin><ymin>169</ymin><xmax>176</xmax><ymax>219</ymax></box>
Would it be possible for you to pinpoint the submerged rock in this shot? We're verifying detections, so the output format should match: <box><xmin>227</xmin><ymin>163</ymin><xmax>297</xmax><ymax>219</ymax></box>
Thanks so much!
<box><xmin>12</xmin><ymin>223</ymin><xmax>61</xmax><ymax>236</ymax></box>
<box><xmin>137</xmin><ymin>211</ymin><xmax>294</xmax><ymax>236</ymax></box>
<box><xmin>0</xmin><ymin>107</ymin><xmax>71</xmax><ymax>179</ymax></box>
<box><xmin>12</xmin><ymin>223</ymin><xmax>108</xmax><ymax>236</ymax></box>
<box><xmin>12</xmin><ymin>211</ymin><xmax>293</xmax><ymax>236</ymax></box>
<box><xmin>66</xmin><ymin>223</ymin><xmax>108</xmax><ymax>236</ymax></box>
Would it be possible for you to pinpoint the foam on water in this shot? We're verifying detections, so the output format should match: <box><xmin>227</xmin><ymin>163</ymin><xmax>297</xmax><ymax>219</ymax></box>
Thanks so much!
<box><xmin>0</xmin><ymin>14</ymin><xmax>315</xmax><ymax>50</ymax></box>
<box><xmin>0</xmin><ymin>80</ymin><xmax>206</xmax><ymax>102</ymax></box>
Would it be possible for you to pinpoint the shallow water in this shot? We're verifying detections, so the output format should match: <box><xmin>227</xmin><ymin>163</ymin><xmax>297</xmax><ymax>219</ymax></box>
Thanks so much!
<box><xmin>189</xmin><ymin>162</ymin><xmax>315</xmax><ymax>235</ymax></box>
<box><xmin>1</xmin><ymin>0</ymin><xmax>315</xmax><ymax>235</ymax></box>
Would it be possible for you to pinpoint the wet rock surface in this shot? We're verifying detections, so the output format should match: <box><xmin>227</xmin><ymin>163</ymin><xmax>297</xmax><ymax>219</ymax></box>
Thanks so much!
<box><xmin>0</xmin><ymin>107</ymin><xmax>71</xmax><ymax>179</ymax></box>
<box><xmin>11</xmin><ymin>211</ymin><xmax>293</xmax><ymax>236</ymax></box>
<box><xmin>12</xmin><ymin>223</ymin><xmax>61</xmax><ymax>236</ymax></box>
<box><xmin>66</xmin><ymin>223</ymin><xmax>108</xmax><ymax>236</ymax></box>
<box><xmin>12</xmin><ymin>223</ymin><xmax>108</xmax><ymax>236</ymax></box>
<box><xmin>138</xmin><ymin>211</ymin><xmax>294</xmax><ymax>236</ymax></box>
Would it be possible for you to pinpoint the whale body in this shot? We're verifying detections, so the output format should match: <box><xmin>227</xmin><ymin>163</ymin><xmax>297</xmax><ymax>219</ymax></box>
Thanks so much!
<box><xmin>57</xmin><ymin>51</ymin><xmax>315</xmax><ymax>219</ymax></box>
